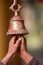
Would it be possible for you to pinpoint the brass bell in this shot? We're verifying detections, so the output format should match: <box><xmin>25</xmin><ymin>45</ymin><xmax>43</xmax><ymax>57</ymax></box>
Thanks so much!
<box><xmin>7</xmin><ymin>0</ymin><xmax>29</xmax><ymax>35</ymax></box>
<box><xmin>7</xmin><ymin>15</ymin><xmax>28</xmax><ymax>35</ymax></box>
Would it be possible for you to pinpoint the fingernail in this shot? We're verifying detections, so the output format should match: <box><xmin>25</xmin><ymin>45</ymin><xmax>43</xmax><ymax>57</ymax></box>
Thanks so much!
<box><xmin>19</xmin><ymin>38</ymin><xmax>22</xmax><ymax>40</ymax></box>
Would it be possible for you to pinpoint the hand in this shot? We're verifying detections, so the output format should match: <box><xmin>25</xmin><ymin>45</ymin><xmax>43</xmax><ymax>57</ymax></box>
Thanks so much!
<box><xmin>1</xmin><ymin>36</ymin><xmax>22</xmax><ymax>65</ymax></box>
<box><xmin>19</xmin><ymin>36</ymin><xmax>33</xmax><ymax>64</ymax></box>
<box><xmin>7</xmin><ymin>36</ymin><xmax>22</xmax><ymax>56</ymax></box>
<box><xmin>18</xmin><ymin>36</ymin><xmax>27</xmax><ymax>56</ymax></box>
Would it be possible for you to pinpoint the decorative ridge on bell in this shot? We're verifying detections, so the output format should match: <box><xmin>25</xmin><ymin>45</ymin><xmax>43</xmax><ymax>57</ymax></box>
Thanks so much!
<box><xmin>10</xmin><ymin>15</ymin><xmax>24</xmax><ymax>21</ymax></box>
<box><xmin>7</xmin><ymin>0</ymin><xmax>29</xmax><ymax>35</ymax></box>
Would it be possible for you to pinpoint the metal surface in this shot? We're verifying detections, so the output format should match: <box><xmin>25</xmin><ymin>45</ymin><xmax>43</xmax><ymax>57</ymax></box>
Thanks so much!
<box><xmin>7</xmin><ymin>20</ymin><xmax>28</xmax><ymax>35</ymax></box>
<box><xmin>7</xmin><ymin>0</ymin><xmax>29</xmax><ymax>35</ymax></box>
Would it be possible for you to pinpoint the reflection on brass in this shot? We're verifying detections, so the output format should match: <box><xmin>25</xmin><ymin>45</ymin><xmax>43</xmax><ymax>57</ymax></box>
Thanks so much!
<box><xmin>7</xmin><ymin>0</ymin><xmax>29</xmax><ymax>35</ymax></box>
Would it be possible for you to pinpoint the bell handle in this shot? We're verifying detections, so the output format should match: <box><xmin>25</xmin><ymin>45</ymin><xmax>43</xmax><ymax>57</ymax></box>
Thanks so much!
<box><xmin>14</xmin><ymin>0</ymin><xmax>17</xmax><ymax>5</ymax></box>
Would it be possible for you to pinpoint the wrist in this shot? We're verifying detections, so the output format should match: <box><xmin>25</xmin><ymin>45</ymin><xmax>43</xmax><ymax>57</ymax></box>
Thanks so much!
<box><xmin>20</xmin><ymin>51</ymin><xmax>33</xmax><ymax>64</ymax></box>
<box><xmin>1</xmin><ymin>52</ymin><xmax>15</xmax><ymax>65</ymax></box>
<box><xmin>7</xmin><ymin>52</ymin><xmax>13</xmax><ymax>57</ymax></box>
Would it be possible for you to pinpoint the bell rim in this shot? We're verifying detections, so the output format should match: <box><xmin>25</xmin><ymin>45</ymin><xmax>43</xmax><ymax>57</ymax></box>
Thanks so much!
<box><xmin>7</xmin><ymin>30</ymin><xmax>29</xmax><ymax>35</ymax></box>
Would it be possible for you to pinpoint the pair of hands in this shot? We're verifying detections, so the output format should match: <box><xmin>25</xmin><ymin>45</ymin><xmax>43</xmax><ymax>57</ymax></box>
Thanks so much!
<box><xmin>1</xmin><ymin>36</ymin><xmax>33</xmax><ymax>65</ymax></box>
<box><xmin>8</xmin><ymin>36</ymin><xmax>26</xmax><ymax>57</ymax></box>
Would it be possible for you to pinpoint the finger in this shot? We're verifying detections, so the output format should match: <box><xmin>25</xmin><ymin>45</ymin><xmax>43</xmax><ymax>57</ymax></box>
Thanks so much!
<box><xmin>21</xmin><ymin>36</ymin><xmax>26</xmax><ymax>48</ymax></box>
<box><xmin>15</xmin><ymin>38</ymin><xmax>22</xmax><ymax>48</ymax></box>
<box><xmin>22</xmin><ymin>36</ymin><xmax>27</xmax><ymax>49</ymax></box>
<box><xmin>9</xmin><ymin>36</ymin><xmax>16</xmax><ymax>44</ymax></box>
<box><xmin>22</xmin><ymin>37</ymin><xmax>25</xmax><ymax>45</ymax></box>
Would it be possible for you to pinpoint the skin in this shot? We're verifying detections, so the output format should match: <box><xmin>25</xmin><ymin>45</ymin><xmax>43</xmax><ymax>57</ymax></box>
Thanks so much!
<box><xmin>1</xmin><ymin>36</ymin><xmax>33</xmax><ymax>65</ymax></box>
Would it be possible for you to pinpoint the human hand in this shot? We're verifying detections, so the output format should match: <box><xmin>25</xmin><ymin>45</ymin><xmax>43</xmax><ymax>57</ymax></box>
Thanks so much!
<box><xmin>18</xmin><ymin>36</ymin><xmax>27</xmax><ymax>56</ymax></box>
<box><xmin>18</xmin><ymin>36</ymin><xmax>33</xmax><ymax>64</ymax></box>
<box><xmin>7</xmin><ymin>36</ymin><xmax>22</xmax><ymax>56</ymax></box>
<box><xmin>1</xmin><ymin>36</ymin><xmax>22</xmax><ymax>65</ymax></box>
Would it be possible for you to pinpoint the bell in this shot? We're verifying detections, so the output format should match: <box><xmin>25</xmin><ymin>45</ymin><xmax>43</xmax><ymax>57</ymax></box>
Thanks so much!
<box><xmin>7</xmin><ymin>15</ymin><xmax>28</xmax><ymax>35</ymax></box>
<box><xmin>7</xmin><ymin>0</ymin><xmax>29</xmax><ymax>35</ymax></box>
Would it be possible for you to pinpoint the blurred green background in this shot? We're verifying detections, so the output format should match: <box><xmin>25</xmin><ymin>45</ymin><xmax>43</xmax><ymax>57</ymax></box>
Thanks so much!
<box><xmin>0</xmin><ymin>0</ymin><xmax>43</xmax><ymax>65</ymax></box>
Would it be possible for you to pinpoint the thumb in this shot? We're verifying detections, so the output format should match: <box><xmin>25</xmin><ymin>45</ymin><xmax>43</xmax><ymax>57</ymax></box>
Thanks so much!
<box><xmin>15</xmin><ymin>38</ymin><xmax>22</xmax><ymax>48</ymax></box>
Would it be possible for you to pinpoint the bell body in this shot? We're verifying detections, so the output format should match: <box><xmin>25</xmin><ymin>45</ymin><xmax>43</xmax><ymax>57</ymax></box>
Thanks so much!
<box><xmin>7</xmin><ymin>1</ymin><xmax>29</xmax><ymax>36</ymax></box>
<box><xmin>7</xmin><ymin>15</ymin><xmax>28</xmax><ymax>35</ymax></box>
